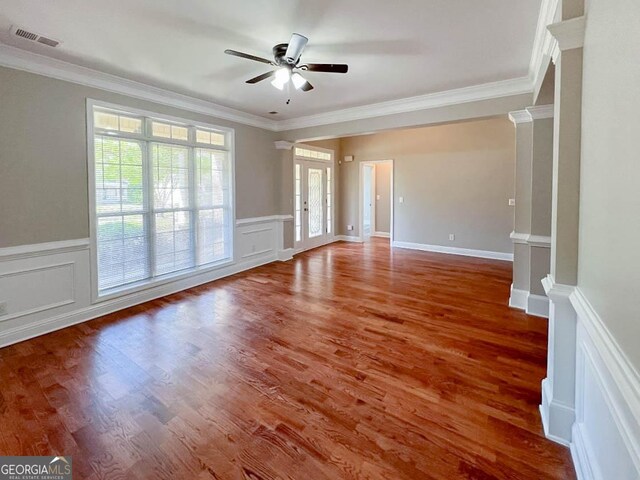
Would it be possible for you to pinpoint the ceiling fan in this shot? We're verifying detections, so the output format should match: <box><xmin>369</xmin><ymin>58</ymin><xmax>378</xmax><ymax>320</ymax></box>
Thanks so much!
<box><xmin>224</xmin><ymin>33</ymin><xmax>348</xmax><ymax>92</ymax></box>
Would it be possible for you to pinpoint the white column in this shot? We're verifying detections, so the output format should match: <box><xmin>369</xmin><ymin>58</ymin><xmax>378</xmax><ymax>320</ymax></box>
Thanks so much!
<box><xmin>540</xmin><ymin>14</ymin><xmax>585</xmax><ymax>445</ymax></box>
<box><xmin>508</xmin><ymin>106</ymin><xmax>553</xmax><ymax>317</ymax></box>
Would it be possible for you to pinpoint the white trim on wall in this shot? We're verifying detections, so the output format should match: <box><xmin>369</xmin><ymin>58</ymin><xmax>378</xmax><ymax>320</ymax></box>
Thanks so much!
<box><xmin>392</xmin><ymin>241</ymin><xmax>513</xmax><ymax>261</ymax></box>
<box><xmin>0</xmin><ymin>0</ymin><xmax>565</xmax><ymax>136</ymax></box>
<box><xmin>0</xmin><ymin>44</ymin><xmax>535</xmax><ymax>133</ymax></box>
<box><xmin>335</xmin><ymin>235</ymin><xmax>364</xmax><ymax>243</ymax></box>
<box><xmin>0</xmin><ymin>238</ymin><xmax>90</xmax><ymax>261</ymax></box>
<box><xmin>372</xmin><ymin>232</ymin><xmax>390</xmax><ymax>238</ymax></box>
<box><xmin>0</xmin><ymin>44</ymin><xmax>277</xmax><ymax>130</ymax></box>
<box><xmin>569</xmin><ymin>288</ymin><xmax>640</xmax><ymax>480</ymax></box>
<box><xmin>276</xmin><ymin>77</ymin><xmax>533</xmax><ymax>131</ymax></box>
<box><xmin>0</xmin><ymin>215</ymin><xmax>295</xmax><ymax>349</ymax></box>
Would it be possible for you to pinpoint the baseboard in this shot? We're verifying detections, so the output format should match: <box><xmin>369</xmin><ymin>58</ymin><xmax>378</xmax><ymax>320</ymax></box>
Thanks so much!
<box><xmin>336</xmin><ymin>235</ymin><xmax>363</xmax><ymax>243</ymax></box>
<box><xmin>372</xmin><ymin>231</ymin><xmax>390</xmax><ymax>238</ymax></box>
<box><xmin>509</xmin><ymin>284</ymin><xmax>528</xmax><ymax>309</ymax></box>
<box><xmin>526</xmin><ymin>293</ymin><xmax>549</xmax><ymax>318</ymax></box>
<box><xmin>392</xmin><ymin>240</ymin><xmax>513</xmax><ymax>261</ymax></box>
<box><xmin>570</xmin><ymin>422</ymin><xmax>598</xmax><ymax>480</ymax></box>
<box><xmin>540</xmin><ymin>378</ymin><xmax>574</xmax><ymax>446</ymax></box>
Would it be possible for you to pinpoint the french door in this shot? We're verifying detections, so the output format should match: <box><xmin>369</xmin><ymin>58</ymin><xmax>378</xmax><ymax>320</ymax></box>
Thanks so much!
<box><xmin>294</xmin><ymin>159</ymin><xmax>333</xmax><ymax>251</ymax></box>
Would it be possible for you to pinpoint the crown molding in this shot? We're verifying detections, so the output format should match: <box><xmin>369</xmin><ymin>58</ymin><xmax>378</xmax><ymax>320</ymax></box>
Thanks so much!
<box><xmin>509</xmin><ymin>110</ymin><xmax>532</xmax><ymax>124</ymax></box>
<box><xmin>547</xmin><ymin>16</ymin><xmax>586</xmax><ymax>52</ymax></box>
<box><xmin>0</xmin><ymin>43</ymin><xmax>279</xmax><ymax>131</ymax></box>
<box><xmin>0</xmin><ymin>42</ymin><xmax>537</xmax><ymax>134</ymax></box>
<box><xmin>528</xmin><ymin>0</ymin><xmax>560</xmax><ymax>90</ymax></box>
<box><xmin>274</xmin><ymin>76</ymin><xmax>533</xmax><ymax>132</ymax></box>
<box><xmin>526</xmin><ymin>104</ymin><xmax>554</xmax><ymax>120</ymax></box>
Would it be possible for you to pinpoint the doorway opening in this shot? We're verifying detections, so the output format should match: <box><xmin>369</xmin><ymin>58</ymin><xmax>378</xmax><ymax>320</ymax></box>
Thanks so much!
<box><xmin>293</xmin><ymin>145</ymin><xmax>335</xmax><ymax>253</ymax></box>
<box><xmin>359</xmin><ymin>160</ymin><xmax>394</xmax><ymax>242</ymax></box>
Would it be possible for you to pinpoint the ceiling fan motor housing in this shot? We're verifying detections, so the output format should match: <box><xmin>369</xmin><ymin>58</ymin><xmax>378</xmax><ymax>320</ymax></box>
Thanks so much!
<box><xmin>273</xmin><ymin>43</ymin><xmax>295</xmax><ymax>66</ymax></box>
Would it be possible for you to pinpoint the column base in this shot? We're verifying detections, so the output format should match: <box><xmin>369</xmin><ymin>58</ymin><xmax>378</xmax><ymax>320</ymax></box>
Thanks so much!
<box><xmin>540</xmin><ymin>377</ymin><xmax>575</xmax><ymax>446</ymax></box>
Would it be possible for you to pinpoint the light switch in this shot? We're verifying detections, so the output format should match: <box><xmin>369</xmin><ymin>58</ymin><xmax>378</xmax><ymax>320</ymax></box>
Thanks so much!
<box><xmin>449</xmin><ymin>234</ymin><xmax>455</xmax><ymax>241</ymax></box>
<box><xmin>347</xmin><ymin>225</ymin><xmax>354</xmax><ymax>231</ymax></box>
<box><xmin>399</xmin><ymin>196</ymin><xmax>404</xmax><ymax>203</ymax></box>
<box><xmin>509</xmin><ymin>198</ymin><xmax>516</xmax><ymax>206</ymax></box>
<box><xmin>376</xmin><ymin>194</ymin><xmax>381</xmax><ymax>200</ymax></box>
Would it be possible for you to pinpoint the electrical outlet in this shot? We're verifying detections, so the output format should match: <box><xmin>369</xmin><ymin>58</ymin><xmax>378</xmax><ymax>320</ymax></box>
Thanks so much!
<box><xmin>0</xmin><ymin>301</ymin><xmax>7</xmax><ymax>316</ymax></box>
<box><xmin>449</xmin><ymin>234</ymin><xmax>455</xmax><ymax>241</ymax></box>
<box><xmin>347</xmin><ymin>225</ymin><xmax>354</xmax><ymax>231</ymax></box>
<box><xmin>399</xmin><ymin>196</ymin><xmax>404</xmax><ymax>203</ymax></box>
<box><xmin>509</xmin><ymin>198</ymin><xmax>516</xmax><ymax>206</ymax></box>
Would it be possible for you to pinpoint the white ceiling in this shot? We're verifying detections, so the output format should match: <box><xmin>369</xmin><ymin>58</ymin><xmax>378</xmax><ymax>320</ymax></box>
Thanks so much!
<box><xmin>0</xmin><ymin>0</ymin><xmax>542</xmax><ymax>120</ymax></box>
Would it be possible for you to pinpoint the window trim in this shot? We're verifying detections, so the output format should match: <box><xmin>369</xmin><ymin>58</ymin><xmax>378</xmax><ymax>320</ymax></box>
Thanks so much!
<box><xmin>86</xmin><ymin>99</ymin><xmax>236</xmax><ymax>304</ymax></box>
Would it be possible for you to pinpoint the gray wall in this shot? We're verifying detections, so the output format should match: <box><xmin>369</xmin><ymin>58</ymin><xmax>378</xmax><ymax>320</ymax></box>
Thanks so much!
<box><xmin>340</xmin><ymin>117</ymin><xmax>515</xmax><ymax>253</ymax></box>
<box><xmin>0</xmin><ymin>66</ymin><xmax>281</xmax><ymax>248</ymax></box>
<box><xmin>578</xmin><ymin>0</ymin><xmax>640</xmax><ymax>369</ymax></box>
<box><xmin>374</xmin><ymin>162</ymin><xmax>392</xmax><ymax>233</ymax></box>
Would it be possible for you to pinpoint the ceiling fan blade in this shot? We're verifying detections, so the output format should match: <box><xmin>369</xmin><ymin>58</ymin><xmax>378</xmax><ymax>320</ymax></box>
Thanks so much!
<box><xmin>284</xmin><ymin>33</ymin><xmax>308</xmax><ymax>64</ymax></box>
<box><xmin>300</xmin><ymin>80</ymin><xmax>314</xmax><ymax>92</ymax></box>
<box><xmin>246</xmin><ymin>71</ymin><xmax>276</xmax><ymax>84</ymax></box>
<box><xmin>302</xmin><ymin>63</ymin><xmax>349</xmax><ymax>73</ymax></box>
<box><xmin>224</xmin><ymin>49</ymin><xmax>273</xmax><ymax>65</ymax></box>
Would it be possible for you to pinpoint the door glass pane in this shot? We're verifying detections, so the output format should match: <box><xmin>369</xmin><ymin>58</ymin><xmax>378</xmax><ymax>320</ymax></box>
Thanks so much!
<box><xmin>295</xmin><ymin>164</ymin><xmax>302</xmax><ymax>242</ymax></box>
<box><xmin>308</xmin><ymin>168</ymin><xmax>323</xmax><ymax>238</ymax></box>
<box><xmin>326</xmin><ymin>167</ymin><xmax>332</xmax><ymax>235</ymax></box>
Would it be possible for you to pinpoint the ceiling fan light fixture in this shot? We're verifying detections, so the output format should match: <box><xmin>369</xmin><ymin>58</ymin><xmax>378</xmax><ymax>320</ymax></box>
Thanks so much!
<box><xmin>275</xmin><ymin>68</ymin><xmax>290</xmax><ymax>83</ymax></box>
<box><xmin>291</xmin><ymin>72</ymin><xmax>307</xmax><ymax>90</ymax></box>
<box><xmin>271</xmin><ymin>68</ymin><xmax>291</xmax><ymax>90</ymax></box>
<box><xmin>271</xmin><ymin>78</ymin><xmax>285</xmax><ymax>90</ymax></box>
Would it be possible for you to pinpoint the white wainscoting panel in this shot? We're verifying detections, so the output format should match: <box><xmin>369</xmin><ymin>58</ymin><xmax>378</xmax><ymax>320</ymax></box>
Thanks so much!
<box><xmin>0</xmin><ymin>240</ymin><xmax>91</xmax><ymax>342</ymax></box>
<box><xmin>570</xmin><ymin>289</ymin><xmax>640</xmax><ymax>480</ymax></box>
<box><xmin>0</xmin><ymin>216</ymin><xmax>293</xmax><ymax>349</ymax></box>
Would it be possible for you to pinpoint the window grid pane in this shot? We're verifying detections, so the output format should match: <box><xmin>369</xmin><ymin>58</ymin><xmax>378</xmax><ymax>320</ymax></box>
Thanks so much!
<box><xmin>195</xmin><ymin>148</ymin><xmax>232</xmax><ymax>266</ymax></box>
<box><xmin>93</xmin><ymin>106</ymin><xmax>233</xmax><ymax>294</ymax></box>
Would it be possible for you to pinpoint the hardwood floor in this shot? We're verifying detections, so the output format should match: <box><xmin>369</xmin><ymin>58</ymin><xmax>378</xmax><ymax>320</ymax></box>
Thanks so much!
<box><xmin>0</xmin><ymin>239</ymin><xmax>575</xmax><ymax>479</ymax></box>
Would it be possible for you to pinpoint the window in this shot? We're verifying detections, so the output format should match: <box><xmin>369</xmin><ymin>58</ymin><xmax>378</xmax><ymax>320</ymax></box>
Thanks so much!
<box><xmin>90</xmin><ymin>103</ymin><xmax>233</xmax><ymax>295</ymax></box>
<box><xmin>295</xmin><ymin>147</ymin><xmax>331</xmax><ymax>161</ymax></box>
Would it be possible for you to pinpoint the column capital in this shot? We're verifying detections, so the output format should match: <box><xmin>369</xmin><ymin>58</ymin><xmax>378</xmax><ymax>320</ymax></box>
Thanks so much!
<box><xmin>508</xmin><ymin>110</ymin><xmax>532</xmax><ymax>125</ymax></box>
<box><xmin>526</xmin><ymin>104</ymin><xmax>554</xmax><ymax>120</ymax></box>
<box><xmin>274</xmin><ymin>141</ymin><xmax>294</xmax><ymax>150</ymax></box>
<box><xmin>547</xmin><ymin>16</ymin><xmax>585</xmax><ymax>60</ymax></box>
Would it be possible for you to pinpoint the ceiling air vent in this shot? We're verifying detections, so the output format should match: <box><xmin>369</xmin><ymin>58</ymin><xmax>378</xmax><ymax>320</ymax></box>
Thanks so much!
<box><xmin>10</xmin><ymin>26</ymin><xmax>60</xmax><ymax>47</ymax></box>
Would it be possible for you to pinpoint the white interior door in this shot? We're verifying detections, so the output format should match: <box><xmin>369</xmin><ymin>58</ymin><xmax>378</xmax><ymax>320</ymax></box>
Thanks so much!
<box><xmin>295</xmin><ymin>159</ymin><xmax>332</xmax><ymax>251</ymax></box>
<box><xmin>363</xmin><ymin>164</ymin><xmax>374</xmax><ymax>238</ymax></box>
